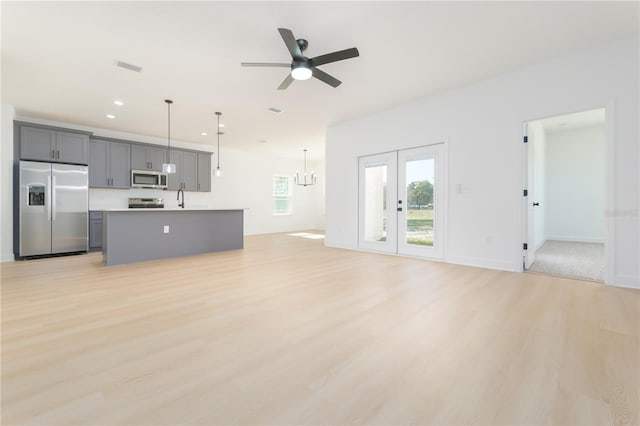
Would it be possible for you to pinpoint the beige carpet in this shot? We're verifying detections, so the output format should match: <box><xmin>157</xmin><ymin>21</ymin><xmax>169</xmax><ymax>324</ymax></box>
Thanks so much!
<box><xmin>528</xmin><ymin>240</ymin><xmax>605</xmax><ymax>282</ymax></box>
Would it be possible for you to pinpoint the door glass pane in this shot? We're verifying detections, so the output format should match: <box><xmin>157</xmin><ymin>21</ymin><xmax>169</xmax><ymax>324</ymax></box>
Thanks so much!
<box><xmin>364</xmin><ymin>164</ymin><xmax>387</xmax><ymax>242</ymax></box>
<box><xmin>405</xmin><ymin>157</ymin><xmax>434</xmax><ymax>246</ymax></box>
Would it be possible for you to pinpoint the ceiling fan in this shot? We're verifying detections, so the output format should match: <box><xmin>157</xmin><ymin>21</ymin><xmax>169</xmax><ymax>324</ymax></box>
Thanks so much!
<box><xmin>241</xmin><ymin>28</ymin><xmax>359</xmax><ymax>90</ymax></box>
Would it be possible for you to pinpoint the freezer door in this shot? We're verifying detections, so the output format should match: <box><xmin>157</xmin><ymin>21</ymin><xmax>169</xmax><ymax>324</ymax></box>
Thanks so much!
<box><xmin>19</xmin><ymin>161</ymin><xmax>52</xmax><ymax>256</ymax></box>
<box><xmin>51</xmin><ymin>164</ymin><xmax>88</xmax><ymax>253</ymax></box>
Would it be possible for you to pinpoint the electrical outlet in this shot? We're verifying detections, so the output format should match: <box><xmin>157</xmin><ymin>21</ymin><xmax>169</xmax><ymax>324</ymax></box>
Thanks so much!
<box><xmin>163</xmin><ymin>225</ymin><xmax>169</xmax><ymax>234</ymax></box>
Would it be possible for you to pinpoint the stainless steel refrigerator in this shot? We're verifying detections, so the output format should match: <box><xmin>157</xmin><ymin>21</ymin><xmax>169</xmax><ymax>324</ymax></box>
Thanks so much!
<box><xmin>17</xmin><ymin>160</ymin><xmax>88</xmax><ymax>257</ymax></box>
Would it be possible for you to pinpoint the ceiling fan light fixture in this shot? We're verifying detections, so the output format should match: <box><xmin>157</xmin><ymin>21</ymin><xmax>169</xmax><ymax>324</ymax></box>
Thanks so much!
<box><xmin>291</xmin><ymin>64</ymin><xmax>312</xmax><ymax>80</ymax></box>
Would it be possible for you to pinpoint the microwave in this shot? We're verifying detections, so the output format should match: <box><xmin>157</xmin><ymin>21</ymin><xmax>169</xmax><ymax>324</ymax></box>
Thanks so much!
<box><xmin>131</xmin><ymin>170</ymin><xmax>168</xmax><ymax>189</ymax></box>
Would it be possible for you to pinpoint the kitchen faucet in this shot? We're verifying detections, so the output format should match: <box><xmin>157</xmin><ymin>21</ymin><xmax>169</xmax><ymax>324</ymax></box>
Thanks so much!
<box><xmin>177</xmin><ymin>189</ymin><xmax>185</xmax><ymax>209</ymax></box>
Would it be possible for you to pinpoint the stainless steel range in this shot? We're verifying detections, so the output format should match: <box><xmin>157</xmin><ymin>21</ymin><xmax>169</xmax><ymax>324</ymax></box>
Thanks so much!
<box><xmin>128</xmin><ymin>197</ymin><xmax>164</xmax><ymax>208</ymax></box>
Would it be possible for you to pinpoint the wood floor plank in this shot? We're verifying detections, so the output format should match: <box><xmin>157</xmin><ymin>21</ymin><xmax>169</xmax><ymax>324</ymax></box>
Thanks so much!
<box><xmin>1</xmin><ymin>232</ymin><xmax>638</xmax><ymax>425</ymax></box>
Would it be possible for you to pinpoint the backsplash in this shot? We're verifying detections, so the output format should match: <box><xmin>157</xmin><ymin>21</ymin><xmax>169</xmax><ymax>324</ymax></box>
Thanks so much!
<box><xmin>89</xmin><ymin>188</ymin><xmax>213</xmax><ymax>210</ymax></box>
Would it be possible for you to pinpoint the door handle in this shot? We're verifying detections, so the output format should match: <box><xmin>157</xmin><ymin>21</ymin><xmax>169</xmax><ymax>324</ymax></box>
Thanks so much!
<box><xmin>533</xmin><ymin>202</ymin><xmax>540</xmax><ymax>206</ymax></box>
<box><xmin>397</xmin><ymin>207</ymin><xmax>403</xmax><ymax>212</ymax></box>
<box><xmin>51</xmin><ymin>176</ymin><xmax>56</xmax><ymax>221</ymax></box>
<box><xmin>47</xmin><ymin>175</ymin><xmax>52</xmax><ymax>221</ymax></box>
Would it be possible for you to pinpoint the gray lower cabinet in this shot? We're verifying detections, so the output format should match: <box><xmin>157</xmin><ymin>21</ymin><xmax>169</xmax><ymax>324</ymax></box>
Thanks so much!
<box><xmin>197</xmin><ymin>152</ymin><xmax>211</xmax><ymax>192</ymax></box>
<box><xmin>89</xmin><ymin>211</ymin><xmax>103</xmax><ymax>251</ymax></box>
<box><xmin>131</xmin><ymin>144</ymin><xmax>167</xmax><ymax>171</ymax></box>
<box><xmin>168</xmin><ymin>149</ymin><xmax>198</xmax><ymax>191</ymax></box>
<box><xmin>89</xmin><ymin>138</ymin><xmax>131</xmax><ymax>188</ymax></box>
<box><xmin>19</xmin><ymin>124</ymin><xmax>89</xmax><ymax>165</ymax></box>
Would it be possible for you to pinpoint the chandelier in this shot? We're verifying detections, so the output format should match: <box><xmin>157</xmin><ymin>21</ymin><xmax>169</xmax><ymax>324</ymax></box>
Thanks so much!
<box><xmin>294</xmin><ymin>149</ymin><xmax>316</xmax><ymax>186</ymax></box>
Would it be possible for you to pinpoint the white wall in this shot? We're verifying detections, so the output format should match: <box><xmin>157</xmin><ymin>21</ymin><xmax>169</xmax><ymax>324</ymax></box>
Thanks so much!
<box><xmin>325</xmin><ymin>37</ymin><xmax>639</xmax><ymax>288</ymax></box>
<box><xmin>0</xmin><ymin>103</ymin><xmax>16</xmax><ymax>261</ymax></box>
<box><xmin>0</xmin><ymin>116</ymin><xmax>325</xmax><ymax>261</ymax></box>
<box><xmin>545</xmin><ymin>124</ymin><xmax>605</xmax><ymax>243</ymax></box>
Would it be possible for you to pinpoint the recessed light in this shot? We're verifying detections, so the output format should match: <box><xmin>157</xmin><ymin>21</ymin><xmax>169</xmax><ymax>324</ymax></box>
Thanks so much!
<box><xmin>268</xmin><ymin>107</ymin><xmax>282</xmax><ymax>114</ymax></box>
<box><xmin>201</xmin><ymin>132</ymin><xmax>208</xmax><ymax>136</ymax></box>
<box><xmin>113</xmin><ymin>100</ymin><xmax>124</xmax><ymax>106</ymax></box>
<box><xmin>106</xmin><ymin>114</ymin><xmax>115</xmax><ymax>119</ymax></box>
<box><xmin>258</xmin><ymin>139</ymin><xmax>267</xmax><ymax>144</ymax></box>
<box><xmin>218</xmin><ymin>123</ymin><xmax>225</xmax><ymax>128</ymax></box>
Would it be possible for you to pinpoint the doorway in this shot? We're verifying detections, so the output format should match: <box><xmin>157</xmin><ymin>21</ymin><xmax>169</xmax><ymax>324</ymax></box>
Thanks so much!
<box><xmin>358</xmin><ymin>144</ymin><xmax>445</xmax><ymax>259</ymax></box>
<box><xmin>524</xmin><ymin>108</ymin><xmax>606</xmax><ymax>281</ymax></box>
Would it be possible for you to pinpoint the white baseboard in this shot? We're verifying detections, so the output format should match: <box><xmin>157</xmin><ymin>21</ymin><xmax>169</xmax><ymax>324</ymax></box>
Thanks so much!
<box><xmin>1</xmin><ymin>254</ymin><xmax>15</xmax><ymax>262</ymax></box>
<box><xmin>609</xmin><ymin>274</ymin><xmax>640</xmax><ymax>289</ymax></box>
<box><xmin>545</xmin><ymin>235</ymin><xmax>605</xmax><ymax>244</ymax></box>
<box><xmin>324</xmin><ymin>239</ymin><xmax>355</xmax><ymax>250</ymax></box>
<box><xmin>445</xmin><ymin>255</ymin><xmax>519</xmax><ymax>273</ymax></box>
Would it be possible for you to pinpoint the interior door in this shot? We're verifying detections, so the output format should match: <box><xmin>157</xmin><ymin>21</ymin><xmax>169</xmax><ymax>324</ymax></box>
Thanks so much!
<box><xmin>524</xmin><ymin>123</ymin><xmax>534</xmax><ymax>269</ymax></box>
<box><xmin>358</xmin><ymin>152</ymin><xmax>397</xmax><ymax>253</ymax></box>
<box><xmin>397</xmin><ymin>144</ymin><xmax>445</xmax><ymax>259</ymax></box>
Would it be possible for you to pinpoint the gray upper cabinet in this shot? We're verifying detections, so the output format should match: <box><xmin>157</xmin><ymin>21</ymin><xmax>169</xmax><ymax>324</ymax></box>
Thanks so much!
<box><xmin>89</xmin><ymin>138</ymin><xmax>131</xmax><ymax>188</ymax></box>
<box><xmin>20</xmin><ymin>126</ymin><xmax>56</xmax><ymax>162</ymax></box>
<box><xmin>56</xmin><ymin>131</ymin><xmax>89</xmax><ymax>164</ymax></box>
<box><xmin>131</xmin><ymin>144</ymin><xmax>167</xmax><ymax>171</ymax></box>
<box><xmin>197</xmin><ymin>153</ymin><xmax>211</xmax><ymax>192</ymax></box>
<box><xmin>182</xmin><ymin>151</ymin><xmax>198</xmax><ymax>191</ymax></box>
<box><xmin>167</xmin><ymin>149</ymin><xmax>198</xmax><ymax>191</ymax></box>
<box><xmin>19</xmin><ymin>124</ymin><xmax>89</xmax><ymax>165</ymax></box>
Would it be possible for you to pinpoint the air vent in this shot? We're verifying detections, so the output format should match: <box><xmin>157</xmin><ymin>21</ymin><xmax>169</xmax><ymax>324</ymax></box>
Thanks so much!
<box><xmin>115</xmin><ymin>60</ymin><xmax>142</xmax><ymax>73</ymax></box>
<box><xmin>268</xmin><ymin>107</ymin><xmax>282</xmax><ymax>114</ymax></box>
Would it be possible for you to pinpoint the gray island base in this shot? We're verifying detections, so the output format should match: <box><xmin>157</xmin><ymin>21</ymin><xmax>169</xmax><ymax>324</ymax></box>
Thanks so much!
<box><xmin>102</xmin><ymin>209</ymin><xmax>243</xmax><ymax>266</ymax></box>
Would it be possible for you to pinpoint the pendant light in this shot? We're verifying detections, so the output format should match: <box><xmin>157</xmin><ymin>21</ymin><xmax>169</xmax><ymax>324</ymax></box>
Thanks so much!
<box><xmin>214</xmin><ymin>112</ymin><xmax>223</xmax><ymax>177</ymax></box>
<box><xmin>161</xmin><ymin>99</ymin><xmax>177</xmax><ymax>174</ymax></box>
<box><xmin>294</xmin><ymin>149</ymin><xmax>316</xmax><ymax>186</ymax></box>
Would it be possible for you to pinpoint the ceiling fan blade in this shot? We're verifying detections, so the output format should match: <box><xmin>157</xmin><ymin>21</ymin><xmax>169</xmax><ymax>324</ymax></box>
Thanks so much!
<box><xmin>241</xmin><ymin>62</ymin><xmax>291</xmax><ymax>68</ymax></box>
<box><xmin>310</xmin><ymin>47</ymin><xmax>359</xmax><ymax>67</ymax></box>
<box><xmin>278</xmin><ymin>28</ymin><xmax>303</xmax><ymax>60</ymax></box>
<box><xmin>277</xmin><ymin>73</ymin><xmax>295</xmax><ymax>90</ymax></box>
<box><xmin>312</xmin><ymin>67</ymin><xmax>341</xmax><ymax>88</ymax></box>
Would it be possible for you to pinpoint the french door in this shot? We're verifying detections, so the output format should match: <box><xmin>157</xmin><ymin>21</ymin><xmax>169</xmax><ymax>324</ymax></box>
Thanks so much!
<box><xmin>358</xmin><ymin>144</ymin><xmax>445</xmax><ymax>259</ymax></box>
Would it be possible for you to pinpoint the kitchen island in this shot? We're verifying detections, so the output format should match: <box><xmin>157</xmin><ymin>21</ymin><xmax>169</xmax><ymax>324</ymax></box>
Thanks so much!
<box><xmin>101</xmin><ymin>209</ymin><xmax>243</xmax><ymax>266</ymax></box>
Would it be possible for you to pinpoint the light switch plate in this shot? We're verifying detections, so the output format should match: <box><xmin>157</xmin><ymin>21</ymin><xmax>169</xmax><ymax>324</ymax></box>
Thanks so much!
<box><xmin>163</xmin><ymin>225</ymin><xmax>169</xmax><ymax>234</ymax></box>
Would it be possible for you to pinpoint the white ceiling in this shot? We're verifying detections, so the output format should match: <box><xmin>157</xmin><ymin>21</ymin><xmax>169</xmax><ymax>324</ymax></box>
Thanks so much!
<box><xmin>537</xmin><ymin>108</ymin><xmax>606</xmax><ymax>133</ymax></box>
<box><xmin>2</xmin><ymin>1</ymin><xmax>638</xmax><ymax>160</ymax></box>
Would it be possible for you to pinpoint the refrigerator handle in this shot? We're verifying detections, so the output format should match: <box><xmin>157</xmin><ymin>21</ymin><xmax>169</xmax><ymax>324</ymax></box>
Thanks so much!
<box><xmin>47</xmin><ymin>175</ymin><xmax>52</xmax><ymax>221</ymax></box>
<box><xmin>51</xmin><ymin>176</ymin><xmax>56</xmax><ymax>221</ymax></box>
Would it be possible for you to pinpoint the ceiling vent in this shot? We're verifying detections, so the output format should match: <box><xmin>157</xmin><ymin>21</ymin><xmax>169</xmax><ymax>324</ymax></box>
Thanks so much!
<box><xmin>115</xmin><ymin>60</ymin><xmax>142</xmax><ymax>73</ymax></box>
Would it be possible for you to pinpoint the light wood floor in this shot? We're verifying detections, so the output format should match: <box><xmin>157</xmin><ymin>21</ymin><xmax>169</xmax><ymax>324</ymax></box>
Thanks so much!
<box><xmin>2</xmin><ymin>232</ymin><xmax>638</xmax><ymax>425</ymax></box>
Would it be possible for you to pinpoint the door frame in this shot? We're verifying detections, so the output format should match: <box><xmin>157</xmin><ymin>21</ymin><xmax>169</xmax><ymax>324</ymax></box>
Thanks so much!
<box><xmin>521</xmin><ymin>103</ymin><xmax>614</xmax><ymax>285</ymax></box>
<box><xmin>358</xmin><ymin>142</ymin><xmax>447</xmax><ymax>260</ymax></box>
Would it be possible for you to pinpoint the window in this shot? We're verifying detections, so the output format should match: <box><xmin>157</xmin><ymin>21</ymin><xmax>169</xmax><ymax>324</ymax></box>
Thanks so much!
<box><xmin>272</xmin><ymin>175</ymin><xmax>292</xmax><ymax>215</ymax></box>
